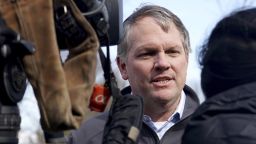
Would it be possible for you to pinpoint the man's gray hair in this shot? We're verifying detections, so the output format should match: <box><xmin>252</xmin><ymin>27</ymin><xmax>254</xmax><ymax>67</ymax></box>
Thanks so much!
<box><xmin>117</xmin><ymin>4</ymin><xmax>191</xmax><ymax>60</ymax></box>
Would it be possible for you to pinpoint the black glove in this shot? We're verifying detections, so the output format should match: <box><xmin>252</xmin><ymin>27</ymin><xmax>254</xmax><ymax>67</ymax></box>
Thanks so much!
<box><xmin>102</xmin><ymin>80</ymin><xmax>144</xmax><ymax>144</ymax></box>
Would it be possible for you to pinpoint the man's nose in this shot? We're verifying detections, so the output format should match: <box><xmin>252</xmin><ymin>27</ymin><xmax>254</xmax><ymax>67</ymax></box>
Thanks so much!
<box><xmin>154</xmin><ymin>54</ymin><xmax>170</xmax><ymax>71</ymax></box>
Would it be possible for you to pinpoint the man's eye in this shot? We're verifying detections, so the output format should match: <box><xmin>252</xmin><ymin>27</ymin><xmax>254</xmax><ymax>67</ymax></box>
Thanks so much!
<box><xmin>138</xmin><ymin>52</ymin><xmax>154</xmax><ymax>58</ymax></box>
<box><xmin>166</xmin><ymin>49</ymin><xmax>180</xmax><ymax>56</ymax></box>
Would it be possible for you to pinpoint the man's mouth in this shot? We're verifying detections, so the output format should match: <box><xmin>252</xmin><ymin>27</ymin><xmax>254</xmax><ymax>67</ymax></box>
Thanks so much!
<box><xmin>153</xmin><ymin>79</ymin><xmax>170</xmax><ymax>83</ymax></box>
<box><xmin>151</xmin><ymin>76</ymin><xmax>174</xmax><ymax>86</ymax></box>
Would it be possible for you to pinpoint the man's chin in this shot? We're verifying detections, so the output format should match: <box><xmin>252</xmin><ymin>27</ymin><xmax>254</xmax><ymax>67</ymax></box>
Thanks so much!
<box><xmin>151</xmin><ymin>90</ymin><xmax>176</xmax><ymax>100</ymax></box>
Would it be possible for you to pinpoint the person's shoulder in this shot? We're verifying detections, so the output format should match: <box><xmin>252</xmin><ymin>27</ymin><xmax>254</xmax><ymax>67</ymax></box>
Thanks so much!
<box><xmin>79</xmin><ymin>112</ymin><xmax>108</xmax><ymax>132</ymax></box>
<box><xmin>68</xmin><ymin>112</ymin><xmax>108</xmax><ymax>144</ymax></box>
<box><xmin>85</xmin><ymin>112</ymin><xmax>109</xmax><ymax>125</ymax></box>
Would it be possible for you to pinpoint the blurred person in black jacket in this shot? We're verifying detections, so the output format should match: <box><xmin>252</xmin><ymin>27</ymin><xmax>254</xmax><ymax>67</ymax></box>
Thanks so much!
<box><xmin>182</xmin><ymin>7</ymin><xmax>256</xmax><ymax>144</ymax></box>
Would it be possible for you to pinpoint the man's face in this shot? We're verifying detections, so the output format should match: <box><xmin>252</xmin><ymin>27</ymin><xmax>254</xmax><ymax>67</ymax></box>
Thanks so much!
<box><xmin>118</xmin><ymin>17</ymin><xmax>188</xmax><ymax>106</ymax></box>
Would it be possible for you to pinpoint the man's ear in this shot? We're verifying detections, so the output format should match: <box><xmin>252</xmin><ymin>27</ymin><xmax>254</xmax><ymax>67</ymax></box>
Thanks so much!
<box><xmin>116</xmin><ymin>57</ymin><xmax>128</xmax><ymax>80</ymax></box>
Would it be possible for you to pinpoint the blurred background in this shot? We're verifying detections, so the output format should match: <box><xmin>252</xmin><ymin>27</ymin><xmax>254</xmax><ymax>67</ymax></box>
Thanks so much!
<box><xmin>17</xmin><ymin>0</ymin><xmax>256</xmax><ymax>143</ymax></box>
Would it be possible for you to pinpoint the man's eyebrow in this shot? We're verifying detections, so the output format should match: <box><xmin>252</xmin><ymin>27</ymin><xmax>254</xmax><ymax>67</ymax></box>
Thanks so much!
<box><xmin>165</xmin><ymin>45</ymin><xmax>183</xmax><ymax>50</ymax></box>
<box><xmin>136</xmin><ymin>46</ymin><xmax>159</xmax><ymax>53</ymax></box>
<box><xmin>136</xmin><ymin>44</ymin><xmax>156</xmax><ymax>50</ymax></box>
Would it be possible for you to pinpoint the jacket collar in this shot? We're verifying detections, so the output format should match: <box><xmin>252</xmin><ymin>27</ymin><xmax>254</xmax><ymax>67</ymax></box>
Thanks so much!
<box><xmin>181</xmin><ymin>85</ymin><xmax>200</xmax><ymax>119</ymax></box>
